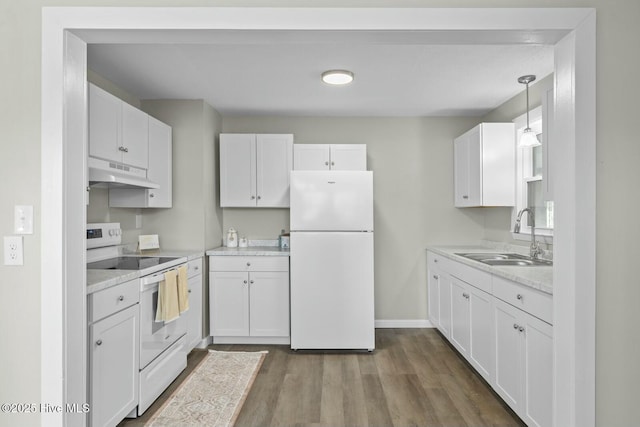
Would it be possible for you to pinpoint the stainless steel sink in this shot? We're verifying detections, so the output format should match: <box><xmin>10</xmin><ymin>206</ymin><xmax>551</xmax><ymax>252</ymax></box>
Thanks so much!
<box><xmin>455</xmin><ymin>252</ymin><xmax>552</xmax><ymax>267</ymax></box>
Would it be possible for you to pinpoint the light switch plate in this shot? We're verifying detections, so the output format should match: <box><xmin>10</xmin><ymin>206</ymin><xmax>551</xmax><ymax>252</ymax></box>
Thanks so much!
<box><xmin>14</xmin><ymin>205</ymin><xmax>33</xmax><ymax>234</ymax></box>
<box><xmin>139</xmin><ymin>234</ymin><xmax>160</xmax><ymax>251</ymax></box>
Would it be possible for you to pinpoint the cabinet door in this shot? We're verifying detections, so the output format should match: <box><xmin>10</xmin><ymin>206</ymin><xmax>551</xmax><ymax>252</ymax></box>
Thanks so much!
<box><xmin>210</xmin><ymin>271</ymin><xmax>250</xmax><ymax>336</ymax></box>
<box><xmin>147</xmin><ymin>116</ymin><xmax>172</xmax><ymax>207</ymax></box>
<box><xmin>522</xmin><ymin>313</ymin><xmax>553</xmax><ymax>427</ymax></box>
<box><xmin>89</xmin><ymin>304</ymin><xmax>139</xmax><ymax>427</ymax></box>
<box><xmin>468</xmin><ymin>285</ymin><xmax>494</xmax><ymax>383</ymax></box>
<box><xmin>256</xmin><ymin>134</ymin><xmax>293</xmax><ymax>207</ymax></box>
<box><xmin>427</xmin><ymin>267</ymin><xmax>440</xmax><ymax>327</ymax></box>
<box><xmin>454</xmin><ymin>134</ymin><xmax>470</xmax><ymax>207</ymax></box>
<box><xmin>454</xmin><ymin>126</ymin><xmax>482</xmax><ymax>207</ymax></box>
<box><xmin>293</xmin><ymin>144</ymin><xmax>330</xmax><ymax>170</ymax></box>
<box><xmin>450</xmin><ymin>278</ymin><xmax>470</xmax><ymax>356</ymax></box>
<box><xmin>186</xmin><ymin>273</ymin><xmax>203</xmax><ymax>351</ymax></box>
<box><xmin>330</xmin><ymin>144</ymin><xmax>367</xmax><ymax>170</ymax></box>
<box><xmin>89</xmin><ymin>83</ymin><xmax>121</xmax><ymax>163</ymax></box>
<box><xmin>493</xmin><ymin>299</ymin><xmax>523</xmax><ymax>412</ymax></box>
<box><xmin>438</xmin><ymin>273</ymin><xmax>452</xmax><ymax>338</ymax></box>
<box><xmin>220</xmin><ymin>134</ymin><xmax>257</xmax><ymax>207</ymax></box>
<box><xmin>249</xmin><ymin>271</ymin><xmax>290</xmax><ymax>337</ymax></box>
<box><xmin>120</xmin><ymin>102</ymin><xmax>149</xmax><ymax>169</ymax></box>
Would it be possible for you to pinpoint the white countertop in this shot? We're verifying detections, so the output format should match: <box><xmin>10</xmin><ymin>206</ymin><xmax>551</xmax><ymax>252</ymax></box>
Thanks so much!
<box><xmin>87</xmin><ymin>249</ymin><xmax>204</xmax><ymax>295</ymax></box>
<box><xmin>427</xmin><ymin>245</ymin><xmax>553</xmax><ymax>295</ymax></box>
<box><xmin>206</xmin><ymin>246</ymin><xmax>290</xmax><ymax>256</ymax></box>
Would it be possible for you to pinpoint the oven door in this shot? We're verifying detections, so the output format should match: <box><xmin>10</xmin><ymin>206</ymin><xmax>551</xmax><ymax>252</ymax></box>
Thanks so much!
<box><xmin>139</xmin><ymin>267</ymin><xmax>188</xmax><ymax>370</ymax></box>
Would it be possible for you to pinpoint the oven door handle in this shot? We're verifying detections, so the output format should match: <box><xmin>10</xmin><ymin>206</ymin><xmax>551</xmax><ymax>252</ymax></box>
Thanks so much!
<box><xmin>140</xmin><ymin>269</ymin><xmax>173</xmax><ymax>291</ymax></box>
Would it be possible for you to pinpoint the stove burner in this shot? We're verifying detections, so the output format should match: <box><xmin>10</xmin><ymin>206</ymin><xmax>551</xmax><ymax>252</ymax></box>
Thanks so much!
<box><xmin>87</xmin><ymin>256</ymin><xmax>179</xmax><ymax>271</ymax></box>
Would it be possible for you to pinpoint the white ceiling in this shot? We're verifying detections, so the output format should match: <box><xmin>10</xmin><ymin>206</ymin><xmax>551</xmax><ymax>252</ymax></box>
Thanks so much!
<box><xmin>87</xmin><ymin>30</ymin><xmax>555</xmax><ymax>117</ymax></box>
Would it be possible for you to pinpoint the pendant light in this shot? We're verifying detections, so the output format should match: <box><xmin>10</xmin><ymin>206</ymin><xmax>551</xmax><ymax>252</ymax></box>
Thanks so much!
<box><xmin>517</xmin><ymin>75</ymin><xmax>541</xmax><ymax>148</ymax></box>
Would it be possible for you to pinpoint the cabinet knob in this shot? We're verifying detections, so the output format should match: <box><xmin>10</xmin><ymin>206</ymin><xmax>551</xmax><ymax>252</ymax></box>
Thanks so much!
<box><xmin>86</xmin><ymin>186</ymin><xmax>91</xmax><ymax>192</ymax></box>
<box><xmin>331</xmin><ymin>161</ymin><xmax>335</xmax><ymax>166</ymax></box>
<box><xmin>434</xmin><ymin>259</ymin><xmax>438</xmax><ymax>263</ymax></box>
<box><xmin>246</xmin><ymin>262</ymin><xmax>251</xmax><ymax>266</ymax></box>
<box><xmin>188</xmin><ymin>289</ymin><xmax>192</xmax><ymax>293</ymax></box>
<box><xmin>250</xmin><ymin>280</ymin><xmax>254</xmax><ymax>284</ymax></box>
<box><xmin>96</xmin><ymin>339</ymin><xmax>103</xmax><ymax>346</ymax></box>
<box><xmin>325</xmin><ymin>161</ymin><xmax>329</xmax><ymax>166</ymax></box>
<box><xmin>194</xmin><ymin>266</ymin><xmax>199</xmax><ymax>270</ymax></box>
<box><xmin>433</xmin><ymin>274</ymin><xmax>439</xmax><ymax>279</ymax></box>
<box><xmin>243</xmin><ymin>280</ymin><xmax>248</xmax><ymax>284</ymax></box>
<box><xmin>118</xmin><ymin>146</ymin><xmax>129</xmax><ymax>153</ymax></box>
<box><xmin>251</xmin><ymin>195</ymin><xmax>256</xmax><ymax>200</ymax></box>
<box><xmin>118</xmin><ymin>295</ymin><xmax>124</xmax><ymax>301</ymax></box>
<box><xmin>517</xmin><ymin>294</ymin><xmax>523</xmax><ymax>300</ymax></box>
<box><xmin>462</xmin><ymin>195</ymin><xmax>469</xmax><ymax>199</ymax></box>
<box><xmin>257</xmin><ymin>196</ymin><xmax>261</xmax><ymax>200</ymax></box>
<box><xmin>513</xmin><ymin>323</ymin><xmax>519</xmax><ymax>329</ymax></box>
<box><xmin>149</xmin><ymin>193</ymin><xmax>155</xmax><ymax>198</ymax></box>
<box><xmin>519</xmin><ymin>326</ymin><xmax>525</xmax><ymax>332</ymax></box>
<box><xmin>462</xmin><ymin>293</ymin><xmax>469</xmax><ymax>299</ymax></box>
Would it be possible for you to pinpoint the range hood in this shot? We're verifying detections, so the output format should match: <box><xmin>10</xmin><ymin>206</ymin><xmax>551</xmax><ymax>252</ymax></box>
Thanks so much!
<box><xmin>88</xmin><ymin>157</ymin><xmax>159</xmax><ymax>189</ymax></box>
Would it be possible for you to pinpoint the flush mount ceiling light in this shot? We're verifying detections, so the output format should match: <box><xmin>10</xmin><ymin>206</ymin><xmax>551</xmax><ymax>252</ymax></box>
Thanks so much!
<box><xmin>321</xmin><ymin>70</ymin><xmax>354</xmax><ymax>85</ymax></box>
<box><xmin>517</xmin><ymin>74</ymin><xmax>542</xmax><ymax>148</ymax></box>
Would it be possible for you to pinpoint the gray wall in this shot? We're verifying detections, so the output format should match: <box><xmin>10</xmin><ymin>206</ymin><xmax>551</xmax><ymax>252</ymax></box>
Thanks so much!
<box><xmin>222</xmin><ymin>116</ymin><xmax>483</xmax><ymax>320</ymax></box>
<box><xmin>1</xmin><ymin>2</ymin><xmax>639</xmax><ymax>426</ymax></box>
<box><xmin>139</xmin><ymin>99</ymin><xmax>223</xmax><ymax>251</ymax></box>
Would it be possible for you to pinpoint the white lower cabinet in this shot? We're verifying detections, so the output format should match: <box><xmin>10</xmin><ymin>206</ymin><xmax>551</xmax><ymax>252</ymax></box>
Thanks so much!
<box><xmin>209</xmin><ymin>256</ymin><xmax>290</xmax><ymax>344</ymax></box>
<box><xmin>186</xmin><ymin>257</ymin><xmax>203</xmax><ymax>351</ymax></box>
<box><xmin>494</xmin><ymin>298</ymin><xmax>553</xmax><ymax>427</ymax></box>
<box><xmin>88</xmin><ymin>279</ymin><xmax>140</xmax><ymax>427</ymax></box>
<box><xmin>426</xmin><ymin>250</ymin><xmax>552</xmax><ymax>427</ymax></box>
<box><xmin>450</xmin><ymin>276</ymin><xmax>494</xmax><ymax>383</ymax></box>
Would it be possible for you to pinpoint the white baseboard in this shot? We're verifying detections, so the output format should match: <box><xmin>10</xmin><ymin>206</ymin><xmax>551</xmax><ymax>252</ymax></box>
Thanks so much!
<box><xmin>375</xmin><ymin>319</ymin><xmax>434</xmax><ymax>328</ymax></box>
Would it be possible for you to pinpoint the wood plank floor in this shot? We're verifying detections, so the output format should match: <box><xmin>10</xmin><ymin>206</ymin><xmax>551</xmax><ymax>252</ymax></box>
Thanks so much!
<box><xmin>119</xmin><ymin>328</ymin><xmax>525</xmax><ymax>427</ymax></box>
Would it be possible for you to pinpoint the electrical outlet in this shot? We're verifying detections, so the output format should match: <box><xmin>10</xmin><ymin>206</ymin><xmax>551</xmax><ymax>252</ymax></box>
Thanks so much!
<box><xmin>4</xmin><ymin>236</ymin><xmax>24</xmax><ymax>266</ymax></box>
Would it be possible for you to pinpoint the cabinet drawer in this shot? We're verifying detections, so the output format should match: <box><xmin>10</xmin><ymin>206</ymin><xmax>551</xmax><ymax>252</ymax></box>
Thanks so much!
<box><xmin>89</xmin><ymin>279</ymin><xmax>140</xmax><ymax>323</ymax></box>
<box><xmin>187</xmin><ymin>258</ymin><xmax>202</xmax><ymax>278</ymax></box>
<box><xmin>492</xmin><ymin>276</ymin><xmax>552</xmax><ymax>324</ymax></box>
<box><xmin>449</xmin><ymin>261</ymin><xmax>492</xmax><ymax>294</ymax></box>
<box><xmin>210</xmin><ymin>256</ymin><xmax>289</xmax><ymax>272</ymax></box>
<box><xmin>427</xmin><ymin>251</ymin><xmax>453</xmax><ymax>272</ymax></box>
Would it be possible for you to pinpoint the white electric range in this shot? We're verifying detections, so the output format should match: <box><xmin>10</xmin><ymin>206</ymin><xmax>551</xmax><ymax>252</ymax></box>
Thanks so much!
<box><xmin>86</xmin><ymin>222</ymin><xmax>188</xmax><ymax>416</ymax></box>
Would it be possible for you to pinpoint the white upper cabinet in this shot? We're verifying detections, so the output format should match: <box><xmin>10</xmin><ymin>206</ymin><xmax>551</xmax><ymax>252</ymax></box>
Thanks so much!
<box><xmin>89</xmin><ymin>83</ymin><xmax>149</xmax><ymax>170</ymax></box>
<box><xmin>454</xmin><ymin>123</ymin><xmax>515</xmax><ymax>207</ymax></box>
<box><xmin>293</xmin><ymin>144</ymin><xmax>367</xmax><ymax>170</ymax></box>
<box><xmin>220</xmin><ymin>133</ymin><xmax>293</xmax><ymax>208</ymax></box>
<box><xmin>108</xmin><ymin>115</ymin><xmax>173</xmax><ymax>208</ymax></box>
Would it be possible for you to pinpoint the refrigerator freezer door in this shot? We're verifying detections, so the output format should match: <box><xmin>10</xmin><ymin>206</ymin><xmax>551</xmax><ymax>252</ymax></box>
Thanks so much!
<box><xmin>290</xmin><ymin>171</ymin><xmax>373</xmax><ymax>231</ymax></box>
<box><xmin>290</xmin><ymin>231</ymin><xmax>375</xmax><ymax>350</ymax></box>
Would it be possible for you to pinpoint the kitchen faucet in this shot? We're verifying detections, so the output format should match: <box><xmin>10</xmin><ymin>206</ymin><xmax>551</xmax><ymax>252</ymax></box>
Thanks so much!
<box><xmin>514</xmin><ymin>208</ymin><xmax>543</xmax><ymax>259</ymax></box>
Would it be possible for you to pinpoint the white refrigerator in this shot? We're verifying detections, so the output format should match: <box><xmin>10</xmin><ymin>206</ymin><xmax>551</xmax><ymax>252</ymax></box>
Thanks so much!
<box><xmin>289</xmin><ymin>170</ymin><xmax>375</xmax><ymax>351</ymax></box>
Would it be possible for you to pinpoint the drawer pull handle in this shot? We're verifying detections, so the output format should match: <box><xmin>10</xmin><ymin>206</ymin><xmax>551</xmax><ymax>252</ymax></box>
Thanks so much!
<box><xmin>96</xmin><ymin>339</ymin><xmax>103</xmax><ymax>346</ymax></box>
<box><xmin>517</xmin><ymin>294</ymin><xmax>523</xmax><ymax>300</ymax></box>
<box><xmin>118</xmin><ymin>295</ymin><xmax>124</xmax><ymax>302</ymax></box>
